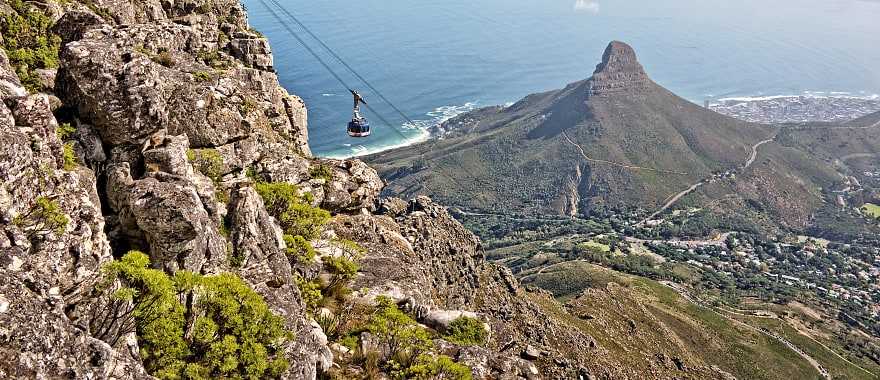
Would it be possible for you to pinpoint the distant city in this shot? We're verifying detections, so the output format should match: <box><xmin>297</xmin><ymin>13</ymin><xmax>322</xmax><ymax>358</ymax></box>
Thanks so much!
<box><xmin>708</xmin><ymin>95</ymin><xmax>880</xmax><ymax>124</ymax></box>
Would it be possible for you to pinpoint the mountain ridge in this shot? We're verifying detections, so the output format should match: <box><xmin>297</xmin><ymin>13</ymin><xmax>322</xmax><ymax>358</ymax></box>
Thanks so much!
<box><xmin>367</xmin><ymin>41</ymin><xmax>777</xmax><ymax>220</ymax></box>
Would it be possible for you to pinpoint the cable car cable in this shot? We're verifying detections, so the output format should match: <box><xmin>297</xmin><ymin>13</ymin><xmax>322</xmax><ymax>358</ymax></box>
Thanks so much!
<box><xmin>254</xmin><ymin>0</ymin><xmax>408</xmax><ymax>139</ymax></box>
<box><xmin>264</xmin><ymin>0</ymin><xmax>417</xmax><ymax>126</ymax></box>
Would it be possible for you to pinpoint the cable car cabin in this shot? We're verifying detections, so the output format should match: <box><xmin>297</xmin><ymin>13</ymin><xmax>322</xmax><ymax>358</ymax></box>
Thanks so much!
<box><xmin>347</xmin><ymin>117</ymin><xmax>371</xmax><ymax>137</ymax></box>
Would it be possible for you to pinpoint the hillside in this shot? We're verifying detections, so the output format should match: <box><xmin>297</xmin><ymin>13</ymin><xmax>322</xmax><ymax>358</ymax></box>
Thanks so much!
<box><xmin>365</xmin><ymin>42</ymin><xmax>877</xmax><ymax>233</ymax></box>
<box><xmin>2</xmin><ymin>2</ymin><xmax>878</xmax><ymax>380</ymax></box>
<box><xmin>367</xmin><ymin>42</ymin><xmax>773</xmax><ymax>215</ymax></box>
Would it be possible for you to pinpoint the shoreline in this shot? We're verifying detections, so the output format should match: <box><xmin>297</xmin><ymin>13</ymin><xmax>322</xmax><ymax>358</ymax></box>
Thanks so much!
<box><xmin>317</xmin><ymin>92</ymin><xmax>880</xmax><ymax>159</ymax></box>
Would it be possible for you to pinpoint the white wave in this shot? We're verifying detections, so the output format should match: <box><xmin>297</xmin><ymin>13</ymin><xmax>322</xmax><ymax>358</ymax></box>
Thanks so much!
<box><xmin>321</xmin><ymin>101</ymin><xmax>479</xmax><ymax>159</ymax></box>
<box><xmin>717</xmin><ymin>91</ymin><xmax>880</xmax><ymax>103</ymax></box>
<box><xmin>321</xmin><ymin>93</ymin><xmax>337</xmax><ymax>97</ymax></box>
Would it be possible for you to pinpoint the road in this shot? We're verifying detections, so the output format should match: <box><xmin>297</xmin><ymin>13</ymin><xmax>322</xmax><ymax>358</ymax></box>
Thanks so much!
<box><xmin>638</xmin><ymin>134</ymin><xmax>776</xmax><ymax>226</ymax></box>
<box><xmin>743</xmin><ymin>138</ymin><xmax>775</xmax><ymax>168</ymax></box>
<box><xmin>839</xmin><ymin>153</ymin><xmax>879</xmax><ymax>162</ymax></box>
<box><xmin>661</xmin><ymin>282</ymin><xmax>831</xmax><ymax>380</ymax></box>
<box><xmin>625</xmin><ymin>232</ymin><xmax>731</xmax><ymax>249</ymax></box>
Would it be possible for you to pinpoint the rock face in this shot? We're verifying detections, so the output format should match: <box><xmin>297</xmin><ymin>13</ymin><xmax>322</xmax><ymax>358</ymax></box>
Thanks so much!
<box><xmin>588</xmin><ymin>40</ymin><xmax>652</xmax><ymax>95</ymax></box>
<box><xmin>0</xmin><ymin>3</ymin><xmax>751</xmax><ymax>380</ymax></box>
<box><xmin>0</xmin><ymin>47</ymin><xmax>143</xmax><ymax>378</ymax></box>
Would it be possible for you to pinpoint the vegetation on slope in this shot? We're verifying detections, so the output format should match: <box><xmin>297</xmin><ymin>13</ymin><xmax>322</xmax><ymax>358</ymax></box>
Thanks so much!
<box><xmin>95</xmin><ymin>251</ymin><xmax>290</xmax><ymax>379</ymax></box>
<box><xmin>0</xmin><ymin>0</ymin><xmax>61</xmax><ymax>93</ymax></box>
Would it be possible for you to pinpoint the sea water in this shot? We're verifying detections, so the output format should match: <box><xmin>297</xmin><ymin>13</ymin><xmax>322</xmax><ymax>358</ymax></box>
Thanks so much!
<box><xmin>242</xmin><ymin>0</ymin><xmax>880</xmax><ymax>158</ymax></box>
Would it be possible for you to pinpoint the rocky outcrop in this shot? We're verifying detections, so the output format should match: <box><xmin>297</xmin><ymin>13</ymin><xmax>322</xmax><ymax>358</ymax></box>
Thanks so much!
<box><xmin>588</xmin><ymin>40</ymin><xmax>652</xmax><ymax>95</ymax></box>
<box><xmin>1</xmin><ymin>2</ymin><xmax>742</xmax><ymax>380</ymax></box>
<box><xmin>0</xmin><ymin>48</ymin><xmax>136</xmax><ymax>378</ymax></box>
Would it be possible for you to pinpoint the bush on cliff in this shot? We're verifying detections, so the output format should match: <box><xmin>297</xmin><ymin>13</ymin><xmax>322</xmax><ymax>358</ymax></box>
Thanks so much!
<box><xmin>255</xmin><ymin>181</ymin><xmax>330</xmax><ymax>241</ymax></box>
<box><xmin>442</xmin><ymin>316</ymin><xmax>488</xmax><ymax>346</ymax></box>
<box><xmin>101</xmin><ymin>251</ymin><xmax>290</xmax><ymax>379</ymax></box>
<box><xmin>0</xmin><ymin>0</ymin><xmax>61</xmax><ymax>93</ymax></box>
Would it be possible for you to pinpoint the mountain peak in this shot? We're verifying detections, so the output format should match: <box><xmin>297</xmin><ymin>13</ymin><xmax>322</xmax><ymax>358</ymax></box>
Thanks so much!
<box><xmin>588</xmin><ymin>41</ymin><xmax>651</xmax><ymax>95</ymax></box>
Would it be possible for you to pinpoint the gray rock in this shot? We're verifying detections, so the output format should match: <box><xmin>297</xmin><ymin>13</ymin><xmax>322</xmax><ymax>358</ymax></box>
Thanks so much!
<box><xmin>227</xmin><ymin>35</ymin><xmax>274</xmax><ymax>70</ymax></box>
<box><xmin>522</xmin><ymin>345</ymin><xmax>541</xmax><ymax>360</ymax></box>
<box><xmin>229</xmin><ymin>185</ymin><xmax>291</xmax><ymax>285</ymax></box>
<box><xmin>0</xmin><ymin>50</ymin><xmax>26</xmax><ymax>99</ymax></box>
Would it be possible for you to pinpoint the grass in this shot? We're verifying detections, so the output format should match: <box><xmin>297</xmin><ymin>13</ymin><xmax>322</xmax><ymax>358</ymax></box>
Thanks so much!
<box><xmin>737</xmin><ymin>315</ymin><xmax>879</xmax><ymax>380</ymax></box>
<box><xmin>526</xmin><ymin>262</ymin><xmax>832</xmax><ymax>380</ymax></box>
<box><xmin>862</xmin><ymin>203</ymin><xmax>880</xmax><ymax>219</ymax></box>
<box><xmin>579</xmin><ymin>240</ymin><xmax>611</xmax><ymax>253</ymax></box>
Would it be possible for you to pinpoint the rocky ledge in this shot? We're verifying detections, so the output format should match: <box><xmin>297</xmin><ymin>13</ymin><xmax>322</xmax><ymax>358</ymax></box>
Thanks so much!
<box><xmin>1</xmin><ymin>2</ymin><xmax>732</xmax><ymax>379</ymax></box>
<box><xmin>588</xmin><ymin>40</ymin><xmax>652</xmax><ymax>96</ymax></box>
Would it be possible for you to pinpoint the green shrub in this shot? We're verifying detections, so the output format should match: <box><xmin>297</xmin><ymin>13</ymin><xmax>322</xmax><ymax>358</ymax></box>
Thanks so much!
<box><xmin>315</xmin><ymin>312</ymin><xmax>340</xmax><ymax>339</ymax></box>
<box><xmin>284</xmin><ymin>234</ymin><xmax>315</xmax><ymax>264</ymax></box>
<box><xmin>254</xmin><ymin>182</ymin><xmax>301</xmax><ymax>217</ymax></box>
<box><xmin>367</xmin><ymin>296</ymin><xmax>433</xmax><ymax>367</ymax></box>
<box><xmin>154</xmin><ymin>50</ymin><xmax>175</xmax><ymax>67</ymax></box>
<box><xmin>442</xmin><ymin>316</ymin><xmax>487</xmax><ymax>346</ymax></box>
<box><xmin>56</xmin><ymin>122</ymin><xmax>76</xmax><ymax>140</ymax></box>
<box><xmin>62</xmin><ymin>142</ymin><xmax>78</xmax><ymax>170</ymax></box>
<box><xmin>282</xmin><ymin>203</ymin><xmax>330</xmax><ymax>241</ymax></box>
<box><xmin>186</xmin><ymin>273</ymin><xmax>290</xmax><ymax>378</ymax></box>
<box><xmin>103</xmin><ymin>251</ymin><xmax>189</xmax><ymax>377</ymax></box>
<box><xmin>240</xmin><ymin>97</ymin><xmax>258</xmax><ymax>115</ymax></box>
<box><xmin>294</xmin><ymin>275</ymin><xmax>322</xmax><ymax>315</ymax></box>
<box><xmin>197</xmin><ymin>49</ymin><xmax>231</xmax><ymax>69</ymax></box>
<box><xmin>255</xmin><ymin>182</ymin><xmax>329</xmax><ymax>241</ymax></box>
<box><xmin>192</xmin><ymin>71</ymin><xmax>212</xmax><ymax>82</ymax></box>
<box><xmin>324</xmin><ymin>254</ymin><xmax>359</xmax><ymax>290</ymax></box>
<box><xmin>400</xmin><ymin>355</ymin><xmax>472</xmax><ymax>380</ymax></box>
<box><xmin>187</xmin><ymin>148</ymin><xmax>224</xmax><ymax>184</ymax></box>
<box><xmin>13</xmin><ymin>196</ymin><xmax>69</xmax><ymax>237</ymax></box>
<box><xmin>0</xmin><ymin>0</ymin><xmax>62</xmax><ymax>93</ymax></box>
<box><xmin>309</xmin><ymin>164</ymin><xmax>333</xmax><ymax>182</ymax></box>
<box><xmin>103</xmin><ymin>252</ymin><xmax>290</xmax><ymax>379</ymax></box>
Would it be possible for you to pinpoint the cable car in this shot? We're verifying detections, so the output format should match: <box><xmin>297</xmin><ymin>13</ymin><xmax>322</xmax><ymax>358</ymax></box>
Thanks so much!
<box><xmin>347</xmin><ymin>89</ymin><xmax>371</xmax><ymax>137</ymax></box>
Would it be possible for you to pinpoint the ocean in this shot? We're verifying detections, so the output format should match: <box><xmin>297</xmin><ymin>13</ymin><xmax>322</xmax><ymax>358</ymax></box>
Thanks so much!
<box><xmin>242</xmin><ymin>0</ymin><xmax>880</xmax><ymax>158</ymax></box>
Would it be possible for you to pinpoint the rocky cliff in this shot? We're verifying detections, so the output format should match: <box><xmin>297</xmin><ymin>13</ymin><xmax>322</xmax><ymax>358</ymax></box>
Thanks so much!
<box><xmin>0</xmin><ymin>2</ymin><xmax>752</xmax><ymax>379</ymax></box>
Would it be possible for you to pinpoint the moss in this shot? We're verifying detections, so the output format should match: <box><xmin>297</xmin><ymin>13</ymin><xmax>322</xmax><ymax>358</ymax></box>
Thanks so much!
<box><xmin>309</xmin><ymin>164</ymin><xmax>333</xmax><ymax>182</ymax></box>
<box><xmin>62</xmin><ymin>142</ymin><xmax>78</xmax><ymax>170</ymax></box>
<box><xmin>192</xmin><ymin>71</ymin><xmax>212</xmax><ymax>83</ymax></box>
<box><xmin>13</xmin><ymin>196</ymin><xmax>68</xmax><ymax>236</ymax></box>
<box><xmin>442</xmin><ymin>316</ymin><xmax>488</xmax><ymax>346</ymax></box>
<box><xmin>0</xmin><ymin>0</ymin><xmax>62</xmax><ymax>93</ymax></box>
<box><xmin>187</xmin><ymin>148</ymin><xmax>224</xmax><ymax>184</ymax></box>
<box><xmin>104</xmin><ymin>252</ymin><xmax>290</xmax><ymax>379</ymax></box>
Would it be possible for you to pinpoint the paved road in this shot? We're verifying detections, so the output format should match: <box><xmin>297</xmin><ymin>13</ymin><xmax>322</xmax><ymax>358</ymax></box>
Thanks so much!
<box><xmin>625</xmin><ymin>232</ymin><xmax>731</xmax><ymax>249</ymax></box>
<box><xmin>639</xmin><ymin>133</ymin><xmax>776</xmax><ymax>226</ymax></box>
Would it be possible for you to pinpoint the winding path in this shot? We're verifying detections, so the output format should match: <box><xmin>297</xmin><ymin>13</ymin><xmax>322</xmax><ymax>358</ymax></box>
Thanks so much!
<box><xmin>561</xmin><ymin>131</ymin><xmax>688</xmax><ymax>175</ymax></box>
<box><xmin>638</xmin><ymin>134</ymin><xmax>776</xmax><ymax>225</ymax></box>
<box><xmin>660</xmin><ymin>282</ymin><xmax>831</xmax><ymax>379</ymax></box>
